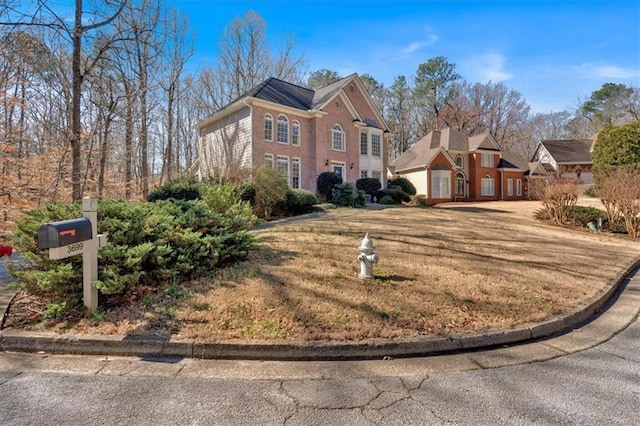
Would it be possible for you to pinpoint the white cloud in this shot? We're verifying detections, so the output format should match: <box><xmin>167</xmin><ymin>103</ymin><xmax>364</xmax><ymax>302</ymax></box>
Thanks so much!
<box><xmin>401</xmin><ymin>35</ymin><xmax>438</xmax><ymax>54</ymax></box>
<box><xmin>576</xmin><ymin>63</ymin><xmax>639</xmax><ymax>79</ymax></box>
<box><xmin>470</xmin><ymin>52</ymin><xmax>513</xmax><ymax>83</ymax></box>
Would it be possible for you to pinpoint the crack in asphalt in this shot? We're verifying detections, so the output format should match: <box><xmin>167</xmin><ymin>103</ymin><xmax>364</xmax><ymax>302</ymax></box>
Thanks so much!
<box><xmin>0</xmin><ymin>370</ymin><xmax>22</xmax><ymax>386</ymax></box>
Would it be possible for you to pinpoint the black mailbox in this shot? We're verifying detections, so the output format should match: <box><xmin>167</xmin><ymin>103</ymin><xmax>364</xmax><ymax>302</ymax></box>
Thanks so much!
<box><xmin>38</xmin><ymin>218</ymin><xmax>93</xmax><ymax>249</ymax></box>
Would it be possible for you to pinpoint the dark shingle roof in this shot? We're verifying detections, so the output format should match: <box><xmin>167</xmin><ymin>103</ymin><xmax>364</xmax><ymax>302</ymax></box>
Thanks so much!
<box><xmin>540</xmin><ymin>139</ymin><xmax>593</xmax><ymax>163</ymax></box>
<box><xmin>248</xmin><ymin>78</ymin><xmax>314</xmax><ymax>110</ymax></box>
<box><xmin>498</xmin><ymin>151</ymin><xmax>529</xmax><ymax>170</ymax></box>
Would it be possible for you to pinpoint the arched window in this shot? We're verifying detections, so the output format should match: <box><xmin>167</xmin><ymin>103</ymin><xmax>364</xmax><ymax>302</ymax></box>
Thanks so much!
<box><xmin>332</xmin><ymin>124</ymin><xmax>345</xmax><ymax>151</ymax></box>
<box><xmin>277</xmin><ymin>115</ymin><xmax>289</xmax><ymax>143</ymax></box>
<box><xmin>481</xmin><ymin>175</ymin><xmax>495</xmax><ymax>196</ymax></box>
<box><xmin>454</xmin><ymin>172</ymin><xmax>466</xmax><ymax>197</ymax></box>
<box><xmin>264</xmin><ymin>114</ymin><xmax>273</xmax><ymax>141</ymax></box>
<box><xmin>455</xmin><ymin>155</ymin><xmax>463</xmax><ymax>168</ymax></box>
<box><xmin>292</xmin><ymin>120</ymin><xmax>301</xmax><ymax>146</ymax></box>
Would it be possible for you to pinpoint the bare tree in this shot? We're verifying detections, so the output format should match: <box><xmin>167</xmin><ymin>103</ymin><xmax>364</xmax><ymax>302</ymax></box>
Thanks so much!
<box><xmin>160</xmin><ymin>7</ymin><xmax>193</xmax><ymax>183</ymax></box>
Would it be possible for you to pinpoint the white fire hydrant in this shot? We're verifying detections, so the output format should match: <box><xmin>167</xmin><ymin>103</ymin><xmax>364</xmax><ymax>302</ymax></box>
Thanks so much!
<box><xmin>358</xmin><ymin>233</ymin><xmax>379</xmax><ymax>279</ymax></box>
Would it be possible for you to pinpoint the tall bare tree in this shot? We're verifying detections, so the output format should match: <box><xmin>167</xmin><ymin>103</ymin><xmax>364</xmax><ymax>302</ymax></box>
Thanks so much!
<box><xmin>160</xmin><ymin>8</ymin><xmax>193</xmax><ymax>183</ymax></box>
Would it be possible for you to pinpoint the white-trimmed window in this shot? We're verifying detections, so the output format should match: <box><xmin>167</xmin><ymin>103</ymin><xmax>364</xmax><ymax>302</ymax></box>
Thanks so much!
<box><xmin>291</xmin><ymin>158</ymin><xmax>301</xmax><ymax>189</ymax></box>
<box><xmin>277</xmin><ymin>155</ymin><xmax>289</xmax><ymax>185</ymax></box>
<box><xmin>332</xmin><ymin>124</ymin><xmax>345</xmax><ymax>151</ymax></box>
<box><xmin>371</xmin><ymin>170</ymin><xmax>382</xmax><ymax>180</ymax></box>
<box><xmin>360</xmin><ymin>132</ymin><xmax>368</xmax><ymax>155</ymax></box>
<box><xmin>507</xmin><ymin>178</ymin><xmax>513</xmax><ymax>196</ymax></box>
<box><xmin>277</xmin><ymin>115</ymin><xmax>289</xmax><ymax>144</ymax></box>
<box><xmin>264</xmin><ymin>114</ymin><xmax>273</xmax><ymax>141</ymax></box>
<box><xmin>431</xmin><ymin>170</ymin><xmax>450</xmax><ymax>199</ymax></box>
<box><xmin>360</xmin><ymin>170</ymin><xmax>368</xmax><ymax>179</ymax></box>
<box><xmin>481</xmin><ymin>175</ymin><xmax>495</xmax><ymax>196</ymax></box>
<box><xmin>292</xmin><ymin>120</ymin><xmax>300</xmax><ymax>146</ymax></box>
<box><xmin>264</xmin><ymin>154</ymin><xmax>274</xmax><ymax>169</ymax></box>
<box><xmin>371</xmin><ymin>134</ymin><xmax>381</xmax><ymax>157</ymax></box>
<box><xmin>481</xmin><ymin>153</ymin><xmax>494</xmax><ymax>168</ymax></box>
<box><xmin>455</xmin><ymin>155</ymin><xmax>464</xmax><ymax>168</ymax></box>
<box><xmin>516</xmin><ymin>179</ymin><xmax>522</xmax><ymax>196</ymax></box>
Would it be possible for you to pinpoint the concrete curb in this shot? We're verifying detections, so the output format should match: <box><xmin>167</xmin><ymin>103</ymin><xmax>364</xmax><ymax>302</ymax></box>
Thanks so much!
<box><xmin>2</xmin><ymin>258</ymin><xmax>639</xmax><ymax>361</ymax></box>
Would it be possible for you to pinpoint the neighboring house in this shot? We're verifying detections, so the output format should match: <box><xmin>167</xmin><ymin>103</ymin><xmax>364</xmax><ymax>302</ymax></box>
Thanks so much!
<box><xmin>389</xmin><ymin>128</ymin><xmax>529</xmax><ymax>205</ymax></box>
<box><xmin>529</xmin><ymin>138</ymin><xmax>595</xmax><ymax>184</ymax></box>
<box><xmin>193</xmin><ymin>74</ymin><xmax>390</xmax><ymax>194</ymax></box>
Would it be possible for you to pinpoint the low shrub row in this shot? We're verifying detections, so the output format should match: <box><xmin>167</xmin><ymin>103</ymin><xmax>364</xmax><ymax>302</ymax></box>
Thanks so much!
<box><xmin>10</xmin><ymin>197</ymin><xmax>258</xmax><ymax>309</ymax></box>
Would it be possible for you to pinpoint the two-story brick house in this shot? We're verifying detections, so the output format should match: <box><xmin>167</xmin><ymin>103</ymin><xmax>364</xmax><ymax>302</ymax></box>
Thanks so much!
<box><xmin>389</xmin><ymin>128</ymin><xmax>529</xmax><ymax>204</ymax></box>
<box><xmin>193</xmin><ymin>74</ymin><xmax>390</xmax><ymax>193</ymax></box>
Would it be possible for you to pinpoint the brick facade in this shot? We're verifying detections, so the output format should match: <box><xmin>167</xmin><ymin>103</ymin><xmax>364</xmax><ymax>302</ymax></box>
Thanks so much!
<box><xmin>196</xmin><ymin>75</ymin><xmax>389</xmax><ymax>195</ymax></box>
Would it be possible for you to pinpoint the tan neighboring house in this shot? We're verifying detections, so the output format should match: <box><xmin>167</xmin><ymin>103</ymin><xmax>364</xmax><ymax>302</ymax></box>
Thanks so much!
<box><xmin>529</xmin><ymin>138</ymin><xmax>595</xmax><ymax>184</ymax></box>
<box><xmin>389</xmin><ymin>128</ymin><xmax>529</xmax><ymax>205</ymax></box>
<box><xmin>192</xmin><ymin>74</ymin><xmax>390</xmax><ymax>193</ymax></box>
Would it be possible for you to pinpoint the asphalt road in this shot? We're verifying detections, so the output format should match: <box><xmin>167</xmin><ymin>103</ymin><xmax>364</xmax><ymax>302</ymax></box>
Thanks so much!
<box><xmin>0</xmin><ymin>308</ymin><xmax>638</xmax><ymax>425</ymax></box>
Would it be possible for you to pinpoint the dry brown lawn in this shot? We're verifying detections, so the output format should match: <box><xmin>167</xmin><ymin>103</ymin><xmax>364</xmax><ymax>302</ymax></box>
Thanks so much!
<box><xmin>6</xmin><ymin>200</ymin><xmax>640</xmax><ymax>342</ymax></box>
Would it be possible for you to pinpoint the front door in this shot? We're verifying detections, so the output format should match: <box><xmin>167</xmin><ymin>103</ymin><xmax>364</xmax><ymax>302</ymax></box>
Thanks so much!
<box><xmin>332</xmin><ymin>164</ymin><xmax>345</xmax><ymax>181</ymax></box>
<box><xmin>454</xmin><ymin>172</ymin><xmax>466</xmax><ymax>198</ymax></box>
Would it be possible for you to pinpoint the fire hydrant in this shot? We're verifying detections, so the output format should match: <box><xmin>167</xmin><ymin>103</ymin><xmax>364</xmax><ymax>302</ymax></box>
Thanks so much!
<box><xmin>358</xmin><ymin>233</ymin><xmax>378</xmax><ymax>279</ymax></box>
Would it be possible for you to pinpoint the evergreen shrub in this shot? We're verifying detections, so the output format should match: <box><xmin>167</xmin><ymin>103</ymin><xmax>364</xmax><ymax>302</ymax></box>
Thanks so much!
<box><xmin>316</xmin><ymin>172</ymin><xmax>343</xmax><ymax>201</ymax></box>
<box><xmin>147</xmin><ymin>175</ymin><xmax>201</xmax><ymax>202</ymax></box>
<box><xmin>11</xmin><ymin>199</ymin><xmax>256</xmax><ymax>307</ymax></box>
<box><xmin>355</xmin><ymin>178</ymin><xmax>382</xmax><ymax>200</ymax></box>
<box><xmin>388</xmin><ymin>177</ymin><xmax>417</xmax><ymax>195</ymax></box>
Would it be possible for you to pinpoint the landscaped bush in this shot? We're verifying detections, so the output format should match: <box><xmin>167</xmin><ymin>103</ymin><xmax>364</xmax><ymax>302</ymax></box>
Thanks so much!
<box><xmin>251</xmin><ymin>166</ymin><xmax>289</xmax><ymax>218</ymax></box>
<box><xmin>147</xmin><ymin>175</ymin><xmax>202</xmax><ymax>202</ymax></box>
<box><xmin>332</xmin><ymin>183</ymin><xmax>365</xmax><ymax>208</ymax></box>
<box><xmin>388</xmin><ymin>177</ymin><xmax>417</xmax><ymax>195</ymax></box>
<box><xmin>285</xmin><ymin>189</ymin><xmax>318</xmax><ymax>214</ymax></box>
<box><xmin>239</xmin><ymin>184</ymin><xmax>256</xmax><ymax>205</ymax></box>
<box><xmin>10</xmin><ymin>199</ymin><xmax>256</xmax><ymax>311</ymax></box>
<box><xmin>569</xmin><ymin>206</ymin><xmax>604</xmax><ymax>227</ymax></box>
<box><xmin>583</xmin><ymin>186</ymin><xmax>597</xmax><ymax>198</ymax></box>
<box><xmin>355</xmin><ymin>178</ymin><xmax>382</xmax><ymax>201</ymax></box>
<box><xmin>536</xmin><ymin>205</ymin><xmax>606</xmax><ymax>230</ymax></box>
<box><xmin>376</xmin><ymin>188</ymin><xmax>411</xmax><ymax>204</ymax></box>
<box><xmin>378</xmin><ymin>195</ymin><xmax>395</xmax><ymax>205</ymax></box>
<box><xmin>531</xmin><ymin>178</ymin><xmax>579</xmax><ymax>225</ymax></box>
<box><xmin>316</xmin><ymin>172</ymin><xmax>343</xmax><ymax>202</ymax></box>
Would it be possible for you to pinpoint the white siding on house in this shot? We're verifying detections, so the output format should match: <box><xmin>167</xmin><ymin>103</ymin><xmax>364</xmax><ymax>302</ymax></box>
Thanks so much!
<box><xmin>533</xmin><ymin>147</ymin><xmax>557</xmax><ymax>169</ymax></box>
<box><xmin>402</xmin><ymin>170</ymin><xmax>427</xmax><ymax>196</ymax></box>
<box><xmin>199</xmin><ymin>107</ymin><xmax>252</xmax><ymax>179</ymax></box>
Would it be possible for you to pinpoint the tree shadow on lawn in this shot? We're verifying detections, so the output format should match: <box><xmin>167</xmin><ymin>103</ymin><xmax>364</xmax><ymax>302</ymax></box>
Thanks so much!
<box><xmin>435</xmin><ymin>206</ymin><xmax>509</xmax><ymax>214</ymax></box>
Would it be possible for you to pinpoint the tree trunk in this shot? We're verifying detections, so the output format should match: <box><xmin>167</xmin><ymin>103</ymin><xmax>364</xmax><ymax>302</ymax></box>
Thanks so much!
<box><xmin>71</xmin><ymin>0</ymin><xmax>84</xmax><ymax>200</ymax></box>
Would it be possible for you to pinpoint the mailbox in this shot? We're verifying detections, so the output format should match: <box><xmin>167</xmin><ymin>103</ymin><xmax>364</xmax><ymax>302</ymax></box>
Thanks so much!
<box><xmin>38</xmin><ymin>218</ymin><xmax>93</xmax><ymax>249</ymax></box>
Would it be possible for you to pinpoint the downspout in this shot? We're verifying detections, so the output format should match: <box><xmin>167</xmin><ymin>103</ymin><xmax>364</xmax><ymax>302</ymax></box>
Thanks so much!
<box><xmin>500</xmin><ymin>169</ymin><xmax>504</xmax><ymax>200</ymax></box>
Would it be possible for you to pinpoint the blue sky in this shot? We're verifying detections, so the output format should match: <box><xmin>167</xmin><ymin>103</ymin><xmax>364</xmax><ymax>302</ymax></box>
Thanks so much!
<box><xmin>170</xmin><ymin>0</ymin><xmax>640</xmax><ymax>114</ymax></box>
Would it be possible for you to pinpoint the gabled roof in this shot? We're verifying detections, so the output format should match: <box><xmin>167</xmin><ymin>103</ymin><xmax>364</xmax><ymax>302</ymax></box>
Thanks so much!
<box><xmin>433</xmin><ymin>128</ymin><xmax>469</xmax><ymax>151</ymax></box>
<box><xmin>247</xmin><ymin>78</ymin><xmax>314</xmax><ymax>110</ymax></box>
<box><xmin>469</xmin><ymin>133</ymin><xmax>501</xmax><ymax>151</ymax></box>
<box><xmin>498</xmin><ymin>151</ymin><xmax>529</xmax><ymax>170</ymax></box>
<box><xmin>537</xmin><ymin>139</ymin><xmax>593</xmax><ymax>164</ymax></box>
<box><xmin>389</xmin><ymin>133</ymin><xmax>456</xmax><ymax>172</ymax></box>
<box><xmin>196</xmin><ymin>74</ymin><xmax>389</xmax><ymax>132</ymax></box>
<box><xmin>390</xmin><ymin>128</ymin><xmax>504</xmax><ymax>172</ymax></box>
<box><xmin>311</xmin><ymin>75</ymin><xmax>353</xmax><ymax>109</ymax></box>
